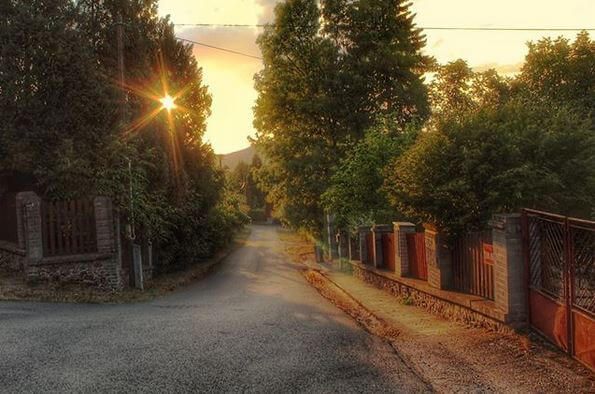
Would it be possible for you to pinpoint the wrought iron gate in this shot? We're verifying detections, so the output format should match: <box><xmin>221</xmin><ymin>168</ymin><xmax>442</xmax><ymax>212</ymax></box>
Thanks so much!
<box><xmin>522</xmin><ymin>209</ymin><xmax>594</xmax><ymax>371</ymax></box>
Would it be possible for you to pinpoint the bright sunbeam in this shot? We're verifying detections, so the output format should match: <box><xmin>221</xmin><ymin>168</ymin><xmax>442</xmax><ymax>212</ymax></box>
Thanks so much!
<box><xmin>160</xmin><ymin>94</ymin><xmax>176</xmax><ymax>111</ymax></box>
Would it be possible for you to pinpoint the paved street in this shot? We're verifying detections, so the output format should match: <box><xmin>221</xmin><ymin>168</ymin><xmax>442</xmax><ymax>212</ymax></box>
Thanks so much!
<box><xmin>0</xmin><ymin>225</ymin><xmax>427</xmax><ymax>393</ymax></box>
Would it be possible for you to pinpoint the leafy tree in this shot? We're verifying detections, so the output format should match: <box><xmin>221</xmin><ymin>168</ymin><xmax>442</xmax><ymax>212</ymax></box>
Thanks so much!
<box><xmin>385</xmin><ymin>100</ymin><xmax>595</xmax><ymax>237</ymax></box>
<box><xmin>322</xmin><ymin>115</ymin><xmax>418</xmax><ymax>230</ymax></box>
<box><xmin>0</xmin><ymin>0</ymin><xmax>118</xmax><ymax>194</ymax></box>
<box><xmin>0</xmin><ymin>0</ymin><xmax>246</xmax><ymax>270</ymax></box>
<box><xmin>253</xmin><ymin>0</ymin><xmax>430</xmax><ymax>236</ymax></box>
<box><xmin>516</xmin><ymin>32</ymin><xmax>594</xmax><ymax>118</ymax></box>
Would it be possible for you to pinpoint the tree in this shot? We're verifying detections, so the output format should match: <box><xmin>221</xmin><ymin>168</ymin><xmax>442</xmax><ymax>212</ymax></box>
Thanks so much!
<box><xmin>0</xmin><ymin>0</ymin><xmax>245</xmax><ymax>270</ymax></box>
<box><xmin>0</xmin><ymin>0</ymin><xmax>118</xmax><ymax>195</ymax></box>
<box><xmin>322</xmin><ymin>115</ymin><xmax>418</xmax><ymax>229</ymax></box>
<box><xmin>385</xmin><ymin>100</ymin><xmax>595</xmax><ymax>237</ymax></box>
<box><xmin>253</xmin><ymin>0</ymin><xmax>430</xmax><ymax>236</ymax></box>
<box><xmin>516</xmin><ymin>32</ymin><xmax>594</xmax><ymax>119</ymax></box>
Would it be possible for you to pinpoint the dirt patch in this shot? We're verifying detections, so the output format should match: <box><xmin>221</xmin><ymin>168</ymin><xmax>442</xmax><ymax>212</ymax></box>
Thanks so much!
<box><xmin>0</xmin><ymin>228</ymin><xmax>251</xmax><ymax>304</ymax></box>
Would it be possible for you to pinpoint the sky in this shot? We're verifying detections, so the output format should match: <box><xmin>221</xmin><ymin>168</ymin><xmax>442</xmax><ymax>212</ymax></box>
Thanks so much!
<box><xmin>157</xmin><ymin>0</ymin><xmax>594</xmax><ymax>154</ymax></box>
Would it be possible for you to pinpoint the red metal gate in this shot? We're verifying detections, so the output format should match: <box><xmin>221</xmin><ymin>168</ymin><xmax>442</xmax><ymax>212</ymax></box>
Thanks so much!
<box><xmin>382</xmin><ymin>233</ymin><xmax>396</xmax><ymax>271</ymax></box>
<box><xmin>452</xmin><ymin>231</ymin><xmax>495</xmax><ymax>300</ymax></box>
<box><xmin>407</xmin><ymin>232</ymin><xmax>427</xmax><ymax>280</ymax></box>
<box><xmin>522</xmin><ymin>209</ymin><xmax>594</xmax><ymax>371</ymax></box>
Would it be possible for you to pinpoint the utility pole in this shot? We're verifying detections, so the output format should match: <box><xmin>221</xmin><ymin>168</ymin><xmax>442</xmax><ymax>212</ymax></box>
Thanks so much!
<box><xmin>116</xmin><ymin>13</ymin><xmax>143</xmax><ymax>290</ymax></box>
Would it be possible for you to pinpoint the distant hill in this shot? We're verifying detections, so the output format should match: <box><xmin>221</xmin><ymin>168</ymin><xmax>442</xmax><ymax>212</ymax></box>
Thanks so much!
<box><xmin>220</xmin><ymin>146</ymin><xmax>256</xmax><ymax>170</ymax></box>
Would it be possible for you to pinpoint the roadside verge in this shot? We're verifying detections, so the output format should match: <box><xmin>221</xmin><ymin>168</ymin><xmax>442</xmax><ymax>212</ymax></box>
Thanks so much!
<box><xmin>0</xmin><ymin>227</ymin><xmax>251</xmax><ymax>304</ymax></box>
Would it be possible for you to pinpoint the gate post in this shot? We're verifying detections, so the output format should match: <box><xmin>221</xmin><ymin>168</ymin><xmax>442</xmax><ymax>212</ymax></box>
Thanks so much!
<box><xmin>490</xmin><ymin>214</ymin><xmax>527</xmax><ymax>325</ymax></box>
<box><xmin>394</xmin><ymin>222</ymin><xmax>415</xmax><ymax>277</ymax></box>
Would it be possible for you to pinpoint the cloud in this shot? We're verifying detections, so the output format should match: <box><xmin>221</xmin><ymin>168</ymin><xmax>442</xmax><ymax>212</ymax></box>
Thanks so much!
<box><xmin>472</xmin><ymin>62</ymin><xmax>524</xmax><ymax>76</ymax></box>
<box><xmin>255</xmin><ymin>0</ymin><xmax>281</xmax><ymax>24</ymax></box>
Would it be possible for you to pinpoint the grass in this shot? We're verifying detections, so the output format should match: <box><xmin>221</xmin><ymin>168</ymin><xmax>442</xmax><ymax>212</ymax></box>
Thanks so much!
<box><xmin>0</xmin><ymin>227</ymin><xmax>251</xmax><ymax>304</ymax></box>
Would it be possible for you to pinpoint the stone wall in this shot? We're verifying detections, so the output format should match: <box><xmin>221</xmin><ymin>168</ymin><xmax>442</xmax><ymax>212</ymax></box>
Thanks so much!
<box><xmin>27</xmin><ymin>254</ymin><xmax>122</xmax><ymax>291</ymax></box>
<box><xmin>0</xmin><ymin>242</ymin><xmax>26</xmax><ymax>273</ymax></box>
<box><xmin>346</xmin><ymin>261</ymin><xmax>512</xmax><ymax>333</ymax></box>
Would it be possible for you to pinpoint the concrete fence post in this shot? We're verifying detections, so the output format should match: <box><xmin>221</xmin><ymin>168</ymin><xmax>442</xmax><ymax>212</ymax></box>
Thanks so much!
<box><xmin>16</xmin><ymin>192</ymin><xmax>42</xmax><ymax>261</ymax></box>
<box><xmin>490</xmin><ymin>214</ymin><xmax>526</xmax><ymax>325</ymax></box>
<box><xmin>425</xmin><ymin>224</ymin><xmax>453</xmax><ymax>290</ymax></box>
<box><xmin>394</xmin><ymin>222</ymin><xmax>415</xmax><ymax>277</ymax></box>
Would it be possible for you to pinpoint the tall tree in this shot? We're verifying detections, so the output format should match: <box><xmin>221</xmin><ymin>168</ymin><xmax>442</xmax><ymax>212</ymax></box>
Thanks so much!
<box><xmin>253</xmin><ymin>0</ymin><xmax>429</xmax><ymax>236</ymax></box>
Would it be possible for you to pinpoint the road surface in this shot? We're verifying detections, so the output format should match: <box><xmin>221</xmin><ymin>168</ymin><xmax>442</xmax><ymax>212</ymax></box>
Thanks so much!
<box><xmin>0</xmin><ymin>225</ymin><xmax>427</xmax><ymax>393</ymax></box>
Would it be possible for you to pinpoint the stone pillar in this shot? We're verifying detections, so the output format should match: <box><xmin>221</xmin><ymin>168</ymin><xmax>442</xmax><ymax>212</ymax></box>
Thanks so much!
<box><xmin>94</xmin><ymin>196</ymin><xmax>122</xmax><ymax>289</ymax></box>
<box><xmin>425</xmin><ymin>224</ymin><xmax>452</xmax><ymax>290</ymax></box>
<box><xmin>358</xmin><ymin>226</ymin><xmax>371</xmax><ymax>264</ymax></box>
<box><xmin>16</xmin><ymin>192</ymin><xmax>43</xmax><ymax>261</ymax></box>
<box><xmin>94</xmin><ymin>196</ymin><xmax>116</xmax><ymax>254</ymax></box>
<box><xmin>394</xmin><ymin>222</ymin><xmax>415</xmax><ymax>277</ymax></box>
<box><xmin>490</xmin><ymin>214</ymin><xmax>526</xmax><ymax>324</ymax></box>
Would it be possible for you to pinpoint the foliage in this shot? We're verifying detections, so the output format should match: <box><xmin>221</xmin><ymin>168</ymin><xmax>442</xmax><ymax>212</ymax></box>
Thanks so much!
<box><xmin>385</xmin><ymin>100</ymin><xmax>595</xmax><ymax>236</ymax></box>
<box><xmin>516</xmin><ymin>31</ymin><xmax>594</xmax><ymax>119</ymax></box>
<box><xmin>228</xmin><ymin>154</ymin><xmax>267</xmax><ymax>212</ymax></box>
<box><xmin>253</xmin><ymin>0</ymin><xmax>430</xmax><ymax>237</ymax></box>
<box><xmin>0</xmin><ymin>0</ymin><xmax>246</xmax><ymax>270</ymax></box>
<box><xmin>322</xmin><ymin>115</ymin><xmax>418</xmax><ymax>230</ymax></box>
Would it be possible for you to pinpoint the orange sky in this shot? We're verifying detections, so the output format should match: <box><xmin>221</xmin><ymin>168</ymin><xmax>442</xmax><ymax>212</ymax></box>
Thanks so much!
<box><xmin>158</xmin><ymin>0</ymin><xmax>594</xmax><ymax>154</ymax></box>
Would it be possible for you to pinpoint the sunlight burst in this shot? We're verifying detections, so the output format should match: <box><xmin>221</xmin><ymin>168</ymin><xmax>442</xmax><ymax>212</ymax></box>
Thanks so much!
<box><xmin>160</xmin><ymin>94</ymin><xmax>177</xmax><ymax>111</ymax></box>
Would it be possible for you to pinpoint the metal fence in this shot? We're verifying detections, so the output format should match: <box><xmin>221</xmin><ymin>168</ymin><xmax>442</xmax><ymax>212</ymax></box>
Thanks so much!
<box><xmin>452</xmin><ymin>231</ymin><xmax>495</xmax><ymax>300</ymax></box>
<box><xmin>523</xmin><ymin>209</ymin><xmax>594</xmax><ymax>370</ymax></box>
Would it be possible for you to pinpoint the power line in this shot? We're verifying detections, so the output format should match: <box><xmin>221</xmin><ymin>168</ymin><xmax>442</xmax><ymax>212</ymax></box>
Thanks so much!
<box><xmin>176</xmin><ymin>37</ymin><xmax>263</xmax><ymax>60</ymax></box>
<box><xmin>174</xmin><ymin>23</ymin><xmax>595</xmax><ymax>31</ymax></box>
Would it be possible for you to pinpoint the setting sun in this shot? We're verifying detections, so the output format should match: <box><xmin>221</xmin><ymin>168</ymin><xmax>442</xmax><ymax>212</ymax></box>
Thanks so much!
<box><xmin>160</xmin><ymin>94</ymin><xmax>176</xmax><ymax>111</ymax></box>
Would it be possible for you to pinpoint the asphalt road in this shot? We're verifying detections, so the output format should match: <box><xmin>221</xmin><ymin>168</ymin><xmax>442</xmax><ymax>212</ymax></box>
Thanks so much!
<box><xmin>0</xmin><ymin>225</ymin><xmax>427</xmax><ymax>393</ymax></box>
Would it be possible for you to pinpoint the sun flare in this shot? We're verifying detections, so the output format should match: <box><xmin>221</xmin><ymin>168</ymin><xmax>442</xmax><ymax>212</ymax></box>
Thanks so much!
<box><xmin>160</xmin><ymin>94</ymin><xmax>177</xmax><ymax>111</ymax></box>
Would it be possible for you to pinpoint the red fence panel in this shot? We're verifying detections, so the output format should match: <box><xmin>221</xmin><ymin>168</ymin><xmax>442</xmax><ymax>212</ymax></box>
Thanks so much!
<box><xmin>42</xmin><ymin>199</ymin><xmax>97</xmax><ymax>257</ymax></box>
<box><xmin>523</xmin><ymin>209</ymin><xmax>594</xmax><ymax>371</ymax></box>
<box><xmin>366</xmin><ymin>233</ymin><xmax>374</xmax><ymax>265</ymax></box>
<box><xmin>382</xmin><ymin>233</ymin><xmax>396</xmax><ymax>271</ymax></box>
<box><xmin>407</xmin><ymin>232</ymin><xmax>427</xmax><ymax>280</ymax></box>
<box><xmin>452</xmin><ymin>231</ymin><xmax>494</xmax><ymax>300</ymax></box>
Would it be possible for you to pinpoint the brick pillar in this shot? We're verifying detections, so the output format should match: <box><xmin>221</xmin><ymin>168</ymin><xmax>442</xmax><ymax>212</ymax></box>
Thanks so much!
<box><xmin>94</xmin><ymin>197</ymin><xmax>116</xmax><ymax>254</ymax></box>
<box><xmin>425</xmin><ymin>224</ymin><xmax>452</xmax><ymax>290</ymax></box>
<box><xmin>16</xmin><ymin>192</ymin><xmax>42</xmax><ymax>261</ymax></box>
<box><xmin>358</xmin><ymin>226</ymin><xmax>371</xmax><ymax>264</ymax></box>
<box><xmin>394</xmin><ymin>222</ymin><xmax>415</xmax><ymax>277</ymax></box>
<box><xmin>94</xmin><ymin>196</ymin><xmax>122</xmax><ymax>289</ymax></box>
<box><xmin>490</xmin><ymin>214</ymin><xmax>526</xmax><ymax>324</ymax></box>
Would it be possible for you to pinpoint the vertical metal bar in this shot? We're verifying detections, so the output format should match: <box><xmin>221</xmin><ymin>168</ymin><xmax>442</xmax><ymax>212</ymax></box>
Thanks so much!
<box><xmin>521</xmin><ymin>210</ymin><xmax>531</xmax><ymax>326</ymax></box>
<box><xmin>565</xmin><ymin>218</ymin><xmax>574</xmax><ymax>356</ymax></box>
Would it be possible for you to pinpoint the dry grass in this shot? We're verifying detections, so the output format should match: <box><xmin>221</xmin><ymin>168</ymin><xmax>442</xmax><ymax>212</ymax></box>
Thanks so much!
<box><xmin>0</xmin><ymin>228</ymin><xmax>251</xmax><ymax>304</ymax></box>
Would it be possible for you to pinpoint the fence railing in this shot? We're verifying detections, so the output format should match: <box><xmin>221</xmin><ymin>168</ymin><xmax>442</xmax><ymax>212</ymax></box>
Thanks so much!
<box><xmin>452</xmin><ymin>230</ymin><xmax>495</xmax><ymax>300</ymax></box>
<box><xmin>41</xmin><ymin>200</ymin><xmax>97</xmax><ymax>257</ymax></box>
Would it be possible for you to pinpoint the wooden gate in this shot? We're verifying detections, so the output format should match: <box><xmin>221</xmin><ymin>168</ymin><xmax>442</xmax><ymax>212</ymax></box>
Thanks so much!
<box><xmin>406</xmin><ymin>232</ymin><xmax>427</xmax><ymax>280</ymax></box>
<box><xmin>523</xmin><ymin>209</ymin><xmax>594</xmax><ymax>371</ymax></box>
<box><xmin>382</xmin><ymin>233</ymin><xmax>396</xmax><ymax>271</ymax></box>
<box><xmin>41</xmin><ymin>200</ymin><xmax>97</xmax><ymax>257</ymax></box>
<box><xmin>452</xmin><ymin>231</ymin><xmax>494</xmax><ymax>300</ymax></box>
